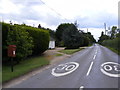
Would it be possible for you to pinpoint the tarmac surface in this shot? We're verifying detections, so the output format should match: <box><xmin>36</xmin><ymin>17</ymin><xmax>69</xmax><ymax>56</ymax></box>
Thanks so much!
<box><xmin>3</xmin><ymin>44</ymin><xmax>120</xmax><ymax>88</ymax></box>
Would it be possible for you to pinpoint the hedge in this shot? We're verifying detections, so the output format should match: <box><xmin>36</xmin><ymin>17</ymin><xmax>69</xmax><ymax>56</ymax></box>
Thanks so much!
<box><xmin>2</xmin><ymin>22</ymin><xmax>50</xmax><ymax>63</ymax></box>
<box><xmin>102</xmin><ymin>38</ymin><xmax>120</xmax><ymax>54</ymax></box>
<box><xmin>2</xmin><ymin>23</ymin><xmax>34</xmax><ymax>62</ymax></box>
<box><xmin>2</xmin><ymin>23</ymin><xmax>10</xmax><ymax>59</ymax></box>
<box><xmin>23</xmin><ymin>26</ymin><xmax>50</xmax><ymax>55</ymax></box>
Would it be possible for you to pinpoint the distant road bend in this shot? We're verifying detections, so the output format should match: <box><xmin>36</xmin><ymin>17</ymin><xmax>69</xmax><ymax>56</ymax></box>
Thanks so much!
<box><xmin>5</xmin><ymin>44</ymin><xmax>120</xmax><ymax>88</ymax></box>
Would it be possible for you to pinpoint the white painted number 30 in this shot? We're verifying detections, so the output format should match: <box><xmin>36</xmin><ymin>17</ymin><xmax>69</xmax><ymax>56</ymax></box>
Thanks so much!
<box><xmin>51</xmin><ymin>62</ymin><xmax>79</xmax><ymax>77</ymax></box>
<box><xmin>100</xmin><ymin>62</ymin><xmax>120</xmax><ymax>77</ymax></box>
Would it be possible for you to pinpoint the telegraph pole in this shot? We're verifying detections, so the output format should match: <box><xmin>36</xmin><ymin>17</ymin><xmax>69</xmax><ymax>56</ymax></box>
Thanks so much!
<box><xmin>104</xmin><ymin>23</ymin><xmax>106</xmax><ymax>35</ymax></box>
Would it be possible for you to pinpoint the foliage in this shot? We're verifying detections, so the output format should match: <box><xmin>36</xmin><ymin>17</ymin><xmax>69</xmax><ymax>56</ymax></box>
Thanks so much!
<box><xmin>116</xmin><ymin>33</ymin><xmax>120</xmax><ymax>38</ymax></box>
<box><xmin>55</xmin><ymin>23</ymin><xmax>71</xmax><ymax>46</ymax></box>
<box><xmin>82</xmin><ymin>36</ymin><xmax>90</xmax><ymax>46</ymax></box>
<box><xmin>7</xmin><ymin>25</ymin><xmax>34</xmax><ymax>60</ymax></box>
<box><xmin>2</xmin><ymin>22</ymin><xmax>34</xmax><ymax>62</ymax></box>
<box><xmin>102</xmin><ymin>37</ymin><xmax>120</xmax><ymax>54</ymax></box>
<box><xmin>38</xmin><ymin>24</ymin><xmax>41</xmax><ymax>29</ymax></box>
<box><xmin>99</xmin><ymin>26</ymin><xmax>120</xmax><ymax>55</ymax></box>
<box><xmin>62</xmin><ymin>23</ymin><xmax>83</xmax><ymax>49</ymax></box>
<box><xmin>59</xmin><ymin>48</ymin><xmax>84</xmax><ymax>55</ymax></box>
<box><xmin>98</xmin><ymin>31</ymin><xmax>110</xmax><ymax>44</ymax></box>
<box><xmin>46</xmin><ymin>28</ymin><xmax>55</xmax><ymax>39</ymax></box>
<box><xmin>110</xmin><ymin>26</ymin><xmax>117</xmax><ymax>39</ymax></box>
<box><xmin>23</xmin><ymin>26</ymin><xmax>50</xmax><ymax>55</ymax></box>
<box><xmin>2</xmin><ymin>22</ymin><xmax>50</xmax><ymax>62</ymax></box>
<box><xmin>2</xmin><ymin>56</ymin><xmax>49</xmax><ymax>83</ymax></box>
<box><xmin>56</xmin><ymin>23</ymin><xmax>96</xmax><ymax>47</ymax></box>
<box><xmin>83</xmin><ymin>32</ymin><xmax>96</xmax><ymax>46</ymax></box>
<box><xmin>2</xmin><ymin>22</ymin><xmax>10</xmax><ymax>59</ymax></box>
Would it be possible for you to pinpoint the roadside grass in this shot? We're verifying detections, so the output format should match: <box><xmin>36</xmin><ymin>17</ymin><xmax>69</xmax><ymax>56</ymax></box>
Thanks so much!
<box><xmin>55</xmin><ymin>53</ymin><xmax>63</xmax><ymax>56</ymax></box>
<box><xmin>104</xmin><ymin>46</ymin><xmax>120</xmax><ymax>55</ymax></box>
<box><xmin>59</xmin><ymin>48</ymin><xmax>84</xmax><ymax>55</ymax></box>
<box><xmin>2</xmin><ymin>56</ymin><xmax>49</xmax><ymax>83</ymax></box>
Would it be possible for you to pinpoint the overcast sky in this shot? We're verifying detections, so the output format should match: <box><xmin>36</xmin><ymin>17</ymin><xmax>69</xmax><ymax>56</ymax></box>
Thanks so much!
<box><xmin>0</xmin><ymin>0</ymin><xmax>119</xmax><ymax>41</ymax></box>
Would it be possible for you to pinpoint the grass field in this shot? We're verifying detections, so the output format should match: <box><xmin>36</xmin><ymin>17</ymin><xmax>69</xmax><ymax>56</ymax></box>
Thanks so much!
<box><xmin>59</xmin><ymin>48</ymin><xmax>84</xmax><ymax>55</ymax></box>
<box><xmin>2</xmin><ymin>56</ymin><xmax>49</xmax><ymax>83</ymax></box>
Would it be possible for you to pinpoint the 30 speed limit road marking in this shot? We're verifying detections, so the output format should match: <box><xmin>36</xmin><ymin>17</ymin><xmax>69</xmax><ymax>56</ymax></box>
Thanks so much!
<box><xmin>51</xmin><ymin>62</ymin><xmax>79</xmax><ymax>77</ymax></box>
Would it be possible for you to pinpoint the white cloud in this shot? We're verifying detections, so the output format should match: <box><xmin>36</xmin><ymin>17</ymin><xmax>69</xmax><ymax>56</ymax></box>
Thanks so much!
<box><xmin>82</xmin><ymin>28</ymin><xmax>105</xmax><ymax>41</ymax></box>
<box><xmin>43</xmin><ymin>0</ymin><xmax>118</xmax><ymax>19</ymax></box>
<box><xmin>0</xmin><ymin>0</ymin><xmax>24</xmax><ymax>14</ymax></box>
<box><xmin>0</xmin><ymin>0</ymin><xmax>119</xmax><ymax>40</ymax></box>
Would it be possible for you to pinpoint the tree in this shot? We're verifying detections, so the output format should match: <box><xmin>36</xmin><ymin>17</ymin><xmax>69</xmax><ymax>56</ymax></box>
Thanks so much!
<box><xmin>82</xmin><ymin>32</ymin><xmax>96</xmax><ymax>46</ymax></box>
<box><xmin>62</xmin><ymin>23</ymin><xmax>83</xmax><ymax>49</ymax></box>
<box><xmin>55</xmin><ymin>23</ymin><xmax>72</xmax><ymax>46</ymax></box>
<box><xmin>110</xmin><ymin>26</ymin><xmax>117</xmax><ymax>39</ymax></box>
<box><xmin>38</xmin><ymin>24</ymin><xmax>41</xmax><ymax>29</ymax></box>
<box><xmin>98</xmin><ymin>31</ymin><xmax>110</xmax><ymax>44</ymax></box>
<box><xmin>74</xmin><ymin>20</ymin><xmax>79</xmax><ymax>28</ymax></box>
<box><xmin>82</xmin><ymin>36</ymin><xmax>90</xmax><ymax>46</ymax></box>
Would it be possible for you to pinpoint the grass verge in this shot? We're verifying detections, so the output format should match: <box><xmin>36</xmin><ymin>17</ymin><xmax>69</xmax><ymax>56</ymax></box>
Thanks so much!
<box><xmin>2</xmin><ymin>56</ymin><xmax>49</xmax><ymax>83</ymax></box>
<box><xmin>55</xmin><ymin>53</ymin><xmax>63</xmax><ymax>56</ymax></box>
<box><xmin>104</xmin><ymin>46</ymin><xmax>120</xmax><ymax>55</ymax></box>
<box><xmin>59</xmin><ymin>48</ymin><xmax>84</xmax><ymax>55</ymax></box>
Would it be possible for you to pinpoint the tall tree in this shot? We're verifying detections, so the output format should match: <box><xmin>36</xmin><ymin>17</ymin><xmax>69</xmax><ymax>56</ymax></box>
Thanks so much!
<box><xmin>98</xmin><ymin>31</ymin><xmax>110</xmax><ymax>44</ymax></box>
<box><xmin>38</xmin><ymin>24</ymin><xmax>41</xmax><ymax>29</ymax></box>
<box><xmin>62</xmin><ymin>23</ymin><xmax>83</xmax><ymax>49</ymax></box>
<box><xmin>55</xmin><ymin>23</ymin><xmax>71</xmax><ymax>46</ymax></box>
<box><xmin>110</xmin><ymin>26</ymin><xmax>117</xmax><ymax>39</ymax></box>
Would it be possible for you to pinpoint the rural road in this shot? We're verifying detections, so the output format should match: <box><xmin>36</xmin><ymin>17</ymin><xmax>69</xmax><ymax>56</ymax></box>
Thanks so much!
<box><xmin>3</xmin><ymin>44</ymin><xmax>120</xmax><ymax>88</ymax></box>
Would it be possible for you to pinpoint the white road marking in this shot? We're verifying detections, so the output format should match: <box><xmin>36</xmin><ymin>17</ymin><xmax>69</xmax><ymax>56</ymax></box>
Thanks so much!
<box><xmin>100</xmin><ymin>62</ymin><xmax>120</xmax><ymax>77</ymax></box>
<box><xmin>86</xmin><ymin>61</ymin><xmax>94</xmax><ymax>76</ymax></box>
<box><xmin>93</xmin><ymin>54</ymin><xmax>96</xmax><ymax>59</ymax></box>
<box><xmin>51</xmin><ymin>62</ymin><xmax>79</xmax><ymax>77</ymax></box>
<box><xmin>79</xmin><ymin>85</ymin><xmax>84</xmax><ymax>90</ymax></box>
<box><xmin>95</xmin><ymin>51</ymin><xmax>97</xmax><ymax>54</ymax></box>
<box><xmin>103</xmin><ymin>65</ymin><xmax>112</xmax><ymax>71</ymax></box>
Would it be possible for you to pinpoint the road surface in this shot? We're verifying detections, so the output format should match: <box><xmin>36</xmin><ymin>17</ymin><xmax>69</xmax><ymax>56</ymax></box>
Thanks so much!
<box><xmin>4</xmin><ymin>44</ymin><xmax>120</xmax><ymax>88</ymax></box>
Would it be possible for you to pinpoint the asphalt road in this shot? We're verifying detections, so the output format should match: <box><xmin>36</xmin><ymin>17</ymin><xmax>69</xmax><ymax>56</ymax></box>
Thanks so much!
<box><xmin>9</xmin><ymin>44</ymin><xmax>120</xmax><ymax>88</ymax></box>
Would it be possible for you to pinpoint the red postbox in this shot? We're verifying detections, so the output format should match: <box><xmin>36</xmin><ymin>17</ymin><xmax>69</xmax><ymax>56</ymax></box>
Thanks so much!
<box><xmin>8</xmin><ymin>45</ymin><xmax>16</xmax><ymax>57</ymax></box>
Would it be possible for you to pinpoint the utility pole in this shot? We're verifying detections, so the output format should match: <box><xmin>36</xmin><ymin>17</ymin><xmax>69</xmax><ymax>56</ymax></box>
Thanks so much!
<box><xmin>33</xmin><ymin>24</ymin><xmax>35</xmax><ymax>27</ymax></box>
<box><xmin>87</xmin><ymin>28</ymin><xmax>88</xmax><ymax>33</ymax></box>
<box><xmin>104</xmin><ymin>23</ymin><xmax>106</xmax><ymax>35</ymax></box>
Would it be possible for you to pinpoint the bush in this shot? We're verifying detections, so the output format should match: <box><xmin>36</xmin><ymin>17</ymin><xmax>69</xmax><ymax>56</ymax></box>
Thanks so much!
<box><xmin>102</xmin><ymin>38</ymin><xmax>120</xmax><ymax>54</ymax></box>
<box><xmin>62</xmin><ymin>24</ymin><xmax>83</xmax><ymax>49</ymax></box>
<box><xmin>2</xmin><ymin>23</ymin><xmax>10</xmax><ymax>59</ymax></box>
<box><xmin>24</xmin><ymin>26</ymin><xmax>50</xmax><ymax>55</ymax></box>
<box><xmin>2</xmin><ymin>22</ymin><xmax>50</xmax><ymax>63</ymax></box>
<box><xmin>82</xmin><ymin>36</ymin><xmax>89</xmax><ymax>46</ymax></box>
<box><xmin>2</xmin><ymin>23</ymin><xmax>34</xmax><ymax>62</ymax></box>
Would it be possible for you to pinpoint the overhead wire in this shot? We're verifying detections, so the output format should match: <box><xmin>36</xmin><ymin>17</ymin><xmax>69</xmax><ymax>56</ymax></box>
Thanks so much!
<box><xmin>39</xmin><ymin>0</ymin><xmax>72</xmax><ymax>22</ymax></box>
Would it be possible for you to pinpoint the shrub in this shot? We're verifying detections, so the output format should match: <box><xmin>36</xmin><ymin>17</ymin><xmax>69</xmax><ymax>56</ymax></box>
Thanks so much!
<box><xmin>2</xmin><ymin>22</ymin><xmax>10</xmax><ymax>59</ymax></box>
<box><xmin>62</xmin><ymin>24</ymin><xmax>83</xmax><ymax>49</ymax></box>
<box><xmin>82</xmin><ymin>36</ymin><xmax>90</xmax><ymax>46</ymax></box>
<box><xmin>102</xmin><ymin>38</ymin><xmax>120</xmax><ymax>54</ymax></box>
<box><xmin>23</xmin><ymin>26</ymin><xmax>50</xmax><ymax>55</ymax></box>
<box><xmin>2</xmin><ymin>22</ymin><xmax>50</xmax><ymax>63</ymax></box>
<box><xmin>6</xmin><ymin>24</ymin><xmax>34</xmax><ymax>61</ymax></box>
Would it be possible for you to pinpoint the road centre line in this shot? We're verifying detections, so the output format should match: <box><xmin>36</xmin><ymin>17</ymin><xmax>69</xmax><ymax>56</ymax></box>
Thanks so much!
<box><xmin>93</xmin><ymin>54</ymin><xmax>96</xmax><ymax>60</ymax></box>
<box><xmin>95</xmin><ymin>51</ymin><xmax>97</xmax><ymax>54</ymax></box>
<box><xmin>79</xmin><ymin>86</ymin><xmax>84</xmax><ymax>90</ymax></box>
<box><xmin>86</xmin><ymin>61</ymin><xmax>94</xmax><ymax>76</ymax></box>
